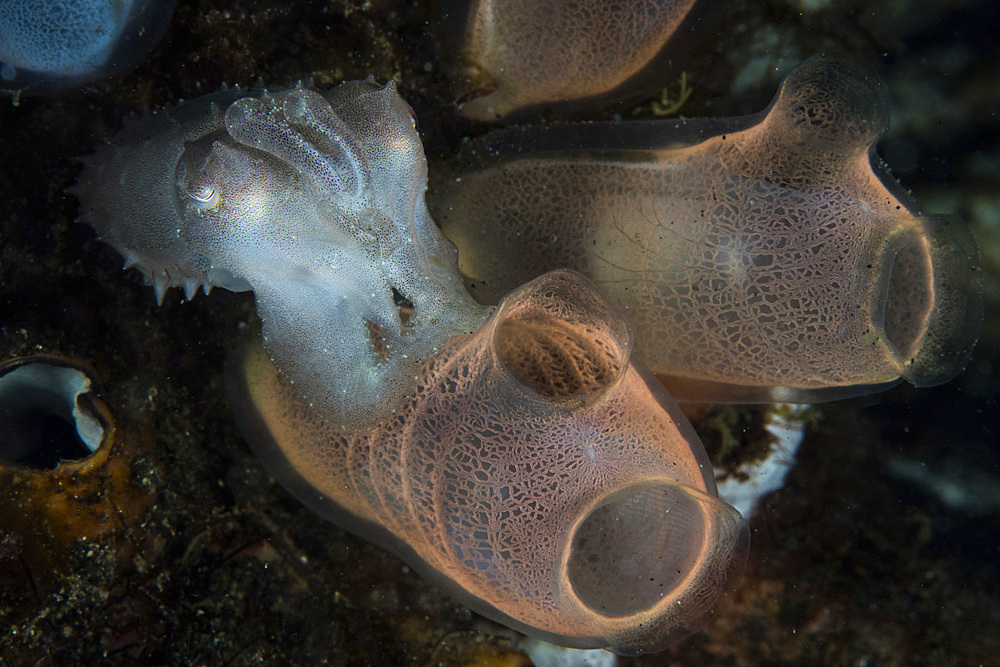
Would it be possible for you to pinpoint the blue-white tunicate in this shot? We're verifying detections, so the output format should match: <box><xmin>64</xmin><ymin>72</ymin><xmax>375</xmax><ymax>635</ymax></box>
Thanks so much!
<box><xmin>0</xmin><ymin>0</ymin><xmax>175</xmax><ymax>94</ymax></box>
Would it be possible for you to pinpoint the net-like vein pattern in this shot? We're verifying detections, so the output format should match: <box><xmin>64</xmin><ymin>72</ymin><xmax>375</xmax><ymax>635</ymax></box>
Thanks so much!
<box><xmin>235</xmin><ymin>271</ymin><xmax>748</xmax><ymax>654</ymax></box>
<box><xmin>434</xmin><ymin>54</ymin><xmax>981</xmax><ymax>401</ymax></box>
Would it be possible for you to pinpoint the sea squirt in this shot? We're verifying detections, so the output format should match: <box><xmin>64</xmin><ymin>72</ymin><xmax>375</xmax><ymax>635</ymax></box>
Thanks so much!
<box><xmin>228</xmin><ymin>269</ymin><xmax>749</xmax><ymax>655</ymax></box>
<box><xmin>454</xmin><ymin>0</ymin><xmax>697</xmax><ymax>120</ymax></box>
<box><xmin>74</xmin><ymin>80</ymin><xmax>748</xmax><ymax>653</ymax></box>
<box><xmin>74</xmin><ymin>80</ymin><xmax>485</xmax><ymax>431</ymax></box>
<box><xmin>0</xmin><ymin>0</ymin><xmax>175</xmax><ymax>95</ymax></box>
<box><xmin>431</xmin><ymin>53</ymin><xmax>983</xmax><ymax>402</ymax></box>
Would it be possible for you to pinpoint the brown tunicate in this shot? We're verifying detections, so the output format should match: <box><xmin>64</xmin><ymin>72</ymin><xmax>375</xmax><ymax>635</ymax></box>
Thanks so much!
<box><xmin>0</xmin><ymin>355</ymin><xmax>153</xmax><ymax>588</ymax></box>
<box><xmin>431</xmin><ymin>53</ymin><xmax>983</xmax><ymax>402</ymax></box>
<box><xmin>456</xmin><ymin>0</ymin><xmax>697</xmax><ymax>120</ymax></box>
<box><xmin>227</xmin><ymin>270</ymin><xmax>749</xmax><ymax>655</ymax></box>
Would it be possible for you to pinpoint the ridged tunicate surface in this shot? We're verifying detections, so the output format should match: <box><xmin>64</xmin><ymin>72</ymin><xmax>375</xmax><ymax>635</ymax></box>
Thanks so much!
<box><xmin>74</xmin><ymin>80</ymin><xmax>486</xmax><ymax>430</ymax></box>
<box><xmin>432</xmin><ymin>54</ymin><xmax>983</xmax><ymax>402</ymax></box>
<box><xmin>227</xmin><ymin>270</ymin><xmax>749</xmax><ymax>655</ymax></box>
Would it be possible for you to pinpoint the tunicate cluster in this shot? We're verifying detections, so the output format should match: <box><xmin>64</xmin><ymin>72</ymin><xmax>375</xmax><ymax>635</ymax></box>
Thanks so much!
<box><xmin>73</xmin><ymin>79</ymin><xmax>750</xmax><ymax>653</ymax></box>
<box><xmin>65</xmin><ymin>6</ymin><xmax>981</xmax><ymax>651</ymax></box>
<box><xmin>431</xmin><ymin>54</ymin><xmax>982</xmax><ymax>402</ymax></box>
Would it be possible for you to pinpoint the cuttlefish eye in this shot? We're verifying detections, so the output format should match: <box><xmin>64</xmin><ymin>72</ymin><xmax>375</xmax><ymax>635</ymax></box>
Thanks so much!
<box><xmin>187</xmin><ymin>182</ymin><xmax>220</xmax><ymax>209</ymax></box>
<box><xmin>177</xmin><ymin>138</ymin><xmax>230</xmax><ymax>211</ymax></box>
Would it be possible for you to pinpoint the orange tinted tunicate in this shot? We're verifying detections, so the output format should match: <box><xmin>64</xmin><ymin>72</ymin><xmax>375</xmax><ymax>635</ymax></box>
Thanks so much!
<box><xmin>227</xmin><ymin>270</ymin><xmax>749</xmax><ymax>655</ymax></box>
<box><xmin>458</xmin><ymin>0</ymin><xmax>697</xmax><ymax>120</ymax></box>
<box><xmin>432</xmin><ymin>54</ymin><xmax>983</xmax><ymax>402</ymax></box>
<box><xmin>0</xmin><ymin>355</ymin><xmax>154</xmax><ymax>589</ymax></box>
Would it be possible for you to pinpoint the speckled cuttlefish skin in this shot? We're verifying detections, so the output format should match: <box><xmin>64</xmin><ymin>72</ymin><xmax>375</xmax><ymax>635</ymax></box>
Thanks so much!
<box><xmin>431</xmin><ymin>53</ymin><xmax>983</xmax><ymax>403</ymax></box>
<box><xmin>72</xmin><ymin>79</ymin><xmax>749</xmax><ymax>655</ymax></box>
<box><xmin>74</xmin><ymin>80</ymin><xmax>486</xmax><ymax>431</ymax></box>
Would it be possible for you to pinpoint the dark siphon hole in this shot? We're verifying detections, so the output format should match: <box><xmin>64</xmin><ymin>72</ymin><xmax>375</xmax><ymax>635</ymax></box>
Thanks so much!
<box><xmin>0</xmin><ymin>387</ymin><xmax>92</xmax><ymax>470</ymax></box>
<box><xmin>392</xmin><ymin>287</ymin><xmax>414</xmax><ymax>326</ymax></box>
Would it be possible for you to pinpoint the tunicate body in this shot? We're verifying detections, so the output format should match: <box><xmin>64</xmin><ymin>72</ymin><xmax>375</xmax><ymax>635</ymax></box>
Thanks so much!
<box><xmin>455</xmin><ymin>0</ymin><xmax>697</xmax><ymax>120</ymax></box>
<box><xmin>228</xmin><ymin>269</ymin><xmax>749</xmax><ymax>655</ymax></box>
<box><xmin>0</xmin><ymin>0</ymin><xmax>175</xmax><ymax>94</ymax></box>
<box><xmin>0</xmin><ymin>354</ymin><xmax>154</xmax><ymax>590</ymax></box>
<box><xmin>431</xmin><ymin>53</ymin><xmax>983</xmax><ymax>402</ymax></box>
<box><xmin>74</xmin><ymin>79</ymin><xmax>748</xmax><ymax>653</ymax></box>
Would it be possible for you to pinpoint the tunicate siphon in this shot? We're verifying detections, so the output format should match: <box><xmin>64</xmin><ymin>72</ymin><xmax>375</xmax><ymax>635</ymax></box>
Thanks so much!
<box><xmin>431</xmin><ymin>53</ymin><xmax>983</xmax><ymax>402</ymax></box>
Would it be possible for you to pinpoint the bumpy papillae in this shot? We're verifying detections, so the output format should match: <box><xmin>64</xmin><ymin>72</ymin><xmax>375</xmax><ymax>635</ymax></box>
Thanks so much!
<box><xmin>76</xmin><ymin>80</ymin><xmax>485</xmax><ymax>429</ymax></box>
